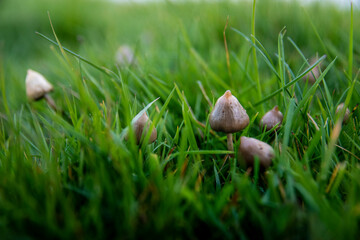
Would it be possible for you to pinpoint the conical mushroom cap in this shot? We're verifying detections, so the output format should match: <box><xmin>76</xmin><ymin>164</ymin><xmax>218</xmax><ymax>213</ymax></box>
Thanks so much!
<box><xmin>132</xmin><ymin>112</ymin><xmax>157</xmax><ymax>145</ymax></box>
<box><xmin>209</xmin><ymin>90</ymin><xmax>249</xmax><ymax>133</ymax></box>
<box><xmin>26</xmin><ymin>69</ymin><xmax>53</xmax><ymax>101</ymax></box>
<box><xmin>335</xmin><ymin>102</ymin><xmax>350</xmax><ymax>124</ymax></box>
<box><xmin>238</xmin><ymin>136</ymin><xmax>274</xmax><ymax>168</ymax></box>
<box><xmin>260</xmin><ymin>105</ymin><xmax>284</xmax><ymax>131</ymax></box>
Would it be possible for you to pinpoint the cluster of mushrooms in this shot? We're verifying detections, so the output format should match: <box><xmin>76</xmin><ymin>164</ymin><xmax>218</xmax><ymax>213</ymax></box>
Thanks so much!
<box><xmin>208</xmin><ymin>89</ymin><xmax>351</xmax><ymax>169</ymax></box>
<box><xmin>25</xmin><ymin>69</ymin><xmax>351</xmax><ymax>169</ymax></box>
<box><xmin>209</xmin><ymin>90</ymin><xmax>282</xmax><ymax>169</ymax></box>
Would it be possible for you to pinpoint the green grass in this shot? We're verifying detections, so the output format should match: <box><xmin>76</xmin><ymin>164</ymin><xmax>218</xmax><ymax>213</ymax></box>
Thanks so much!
<box><xmin>1</xmin><ymin>0</ymin><xmax>360</xmax><ymax>239</ymax></box>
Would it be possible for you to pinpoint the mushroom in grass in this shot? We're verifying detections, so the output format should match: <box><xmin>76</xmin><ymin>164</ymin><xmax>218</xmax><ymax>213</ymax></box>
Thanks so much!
<box><xmin>126</xmin><ymin>112</ymin><xmax>157</xmax><ymax>145</ymax></box>
<box><xmin>335</xmin><ymin>102</ymin><xmax>350</xmax><ymax>124</ymax></box>
<box><xmin>238</xmin><ymin>136</ymin><xmax>274</xmax><ymax>169</ymax></box>
<box><xmin>303</xmin><ymin>57</ymin><xmax>321</xmax><ymax>84</ymax></box>
<box><xmin>260</xmin><ymin>105</ymin><xmax>283</xmax><ymax>131</ymax></box>
<box><xmin>209</xmin><ymin>90</ymin><xmax>249</xmax><ymax>151</ymax></box>
<box><xmin>115</xmin><ymin>45</ymin><xmax>136</xmax><ymax>66</ymax></box>
<box><xmin>26</xmin><ymin>69</ymin><xmax>57</xmax><ymax>110</ymax></box>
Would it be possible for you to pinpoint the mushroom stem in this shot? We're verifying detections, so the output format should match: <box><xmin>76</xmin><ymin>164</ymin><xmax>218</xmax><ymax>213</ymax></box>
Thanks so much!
<box><xmin>227</xmin><ymin>133</ymin><xmax>233</xmax><ymax>152</ymax></box>
<box><xmin>44</xmin><ymin>94</ymin><xmax>57</xmax><ymax>111</ymax></box>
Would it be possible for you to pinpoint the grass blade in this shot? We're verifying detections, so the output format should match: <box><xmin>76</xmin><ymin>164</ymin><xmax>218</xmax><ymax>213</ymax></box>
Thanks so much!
<box><xmin>254</xmin><ymin>55</ymin><xmax>326</xmax><ymax>106</ymax></box>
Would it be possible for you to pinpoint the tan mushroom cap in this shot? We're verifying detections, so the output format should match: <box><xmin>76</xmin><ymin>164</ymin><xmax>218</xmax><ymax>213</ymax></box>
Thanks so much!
<box><xmin>303</xmin><ymin>57</ymin><xmax>321</xmax><ymax>84</ymax></box>
<box><xmin>335</xmin><ymin>102</ymin><xmax>350</xmax><ymax>124</ymax></box>
<box><xmin>260</xmin><ymin>105</ymin><xmax>284</xmax><ymax>131</ymax></box>
<box><xmin>209</xmin><ymin>90</ymin><xmax>249</xmax><ymax>133</ymax></box>
<box><xmin>238</xmin><ymin>136</ymin><xmax>275</xmax><ymax>168</ymax></box>
<box><xmin>25</xmin><ymin>69</ymin><xmax>53</xmax><ymax>101</ymax></box>
<box><xmin>130</xmin><ymin>112</ymin><xmax>157</xmax><ymax>145</ymax></box>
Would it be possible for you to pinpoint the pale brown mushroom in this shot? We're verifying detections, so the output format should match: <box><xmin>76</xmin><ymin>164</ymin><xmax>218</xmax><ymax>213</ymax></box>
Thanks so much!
<box><xmin>260</xmin><ymin>105</ymin><xmax>283</xmax><ymax>131</ymax></box>
<box><xmin>238</xmin><ymin>136</ymin><xmax>274</xmax><ymax>168</ymax></box>
<box><xmin>126</xmin><ymin>112</ymin><xmax>157</xmax><ymax>145</ymax></box>
<box><xmin>115</xmin><ymin>45</ymin><xmax>137</xmax><ymax>66</ymax></box>
<box><xmin>335</xmin><ymin>103</ymin><xmax>350</xmax><ymax>124</ymax></box>
<box><xmin>209</xmin><ymin>90</ymin><xmax>249</xmax><ymax>151</ymax></box>
<box><xmin>25</xmin><ymin>69</ymin><xmax>56</xmax><ymax>110</ymax></box>
<box><xmin>303</xmin><ymin>57</ymin><xmax>321</xmax><ymax>84</ymax></box>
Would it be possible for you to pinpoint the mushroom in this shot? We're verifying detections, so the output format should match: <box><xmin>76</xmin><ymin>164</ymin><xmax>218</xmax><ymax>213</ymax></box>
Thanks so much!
<box><xmin>260</xmin><ymin>105</ymin><xmax>283</xmax><ymax>131</ymax></box>
<box><xmin>25</xmin><ymin>69</ymin><xmax>57</xmax><ymax>110</ymax></box>
<box><xmin>303</xmin><ymin>57</ymin><xmax>321</xmax><ymax>84</ymax></box>
<box><xmin>115</xmin><ymin>45</ymin><xmax>136</xmax><ymax>66</ymax></box>
<box><xmin>209</xmin><ymin>90</ymin><xmax>249</xmax><ymax>151</ymax></box>
<box><xmin>238</xmin><ymin>136</ymin><xmax>274</xmax><ymax>168</ymax></box>
<box><xmin>335</xmin><ymin>102</ymin><xmax>350</xmax><ymax>124</ymax></box>
<box><xmin>126</xmin><ymin>112</ymin><xmax>157</xmax><ymax>145</ymax></box>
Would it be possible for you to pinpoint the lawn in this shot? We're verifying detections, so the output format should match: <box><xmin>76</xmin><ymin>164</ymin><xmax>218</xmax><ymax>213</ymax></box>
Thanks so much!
<box><xmin>0</xmin><ymin>0</ymin><xmax>360</xmax><ymax>239</ymax></box>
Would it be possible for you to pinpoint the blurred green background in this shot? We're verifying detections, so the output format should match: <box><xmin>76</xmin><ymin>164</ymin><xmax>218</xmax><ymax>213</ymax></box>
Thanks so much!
<box><xmin>1</xmin><ymin>0</ymin><xmax>358</xmax><ymax>110</ymax></box>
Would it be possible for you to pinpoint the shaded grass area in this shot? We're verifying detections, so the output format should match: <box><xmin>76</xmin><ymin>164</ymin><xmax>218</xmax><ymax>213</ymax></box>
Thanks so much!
<box><xmin>1</xmin><ymin>0</ymin><xmax>360</xmax><ymax>239</ymax></box>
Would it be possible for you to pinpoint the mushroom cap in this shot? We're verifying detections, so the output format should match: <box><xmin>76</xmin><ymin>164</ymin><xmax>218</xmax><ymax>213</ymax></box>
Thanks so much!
<box><xmin>303</xmin><ymin>57</ymin><xmax>321</xmax><ymax>84</ymax></box>
<box><xmin>129</xmin><ymin>112</ymin><xmax>157</xmax><ymax>145</ymax></box>
<box><xmin>115</xmin><ymin>45</ymin><xmax>136</xmax><ymax>66</ymax></box>
<box><xmin>209</xmin><ymin>90</ymin><xmax>249</xmax><ymax>133</ymax></box>
<box><xmin>260</xmin><ymin>105</ymin><xmax>284</xmax><ymax>131</ymax></box>
<box><xmin>25</xmin><ymin>69</ymin><xmax>53</xmax><ymax>101</ymax></box>
<box><xmin>238</xmin><ymin>136</ymin><xmax>274</xmax><ymax>168</ymax></box>
<box><xmin>335</xmin><ymin>102</ymin><xmax>350</xmax><ymax>124</ymax></box>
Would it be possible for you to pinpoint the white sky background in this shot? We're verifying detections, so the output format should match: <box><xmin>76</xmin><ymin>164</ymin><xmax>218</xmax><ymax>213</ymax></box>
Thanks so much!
<box><xmin>289</xmin><ymin>0</ymin><xmax>357</xmax><ymax>7</ymax></box>
<box><xmin>111</xmin><ymin>0</ymin><xmax>358</xmax><ymax>8</ymax></box>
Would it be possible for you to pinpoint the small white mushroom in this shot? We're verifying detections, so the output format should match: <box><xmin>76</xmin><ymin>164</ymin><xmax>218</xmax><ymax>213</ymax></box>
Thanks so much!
<box><xmin>260</xmin><ymin>105</ymin><xmax>283</xmax><ymax>131</ymax></box>
<box><xmin>209</xmin><ymin>90</ymin><xmax>249</xmax><ymax>151</ymax></box>
<box><xmin>25</xmin><ymin>69</ymin><xmax>56</xmax><ymax>110</ymax></box>
<box><xmin>115</xmin><ymin>45</ymin><xmax>136</xmax><ymax>66</ymax></box>
<box><xmin>335</xmin><ymin>102</ymin><xmax>350</xmax><ymax>124</ymax></box>
<box><xmin>126</xmin><ymin>112</ymin><xmax>157</xmax><ymax>145</ymax></box>
<box><xmin>238</xmin><ymin>136</ymin><xmax>274</xmax><ymax>168</ymax></box>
